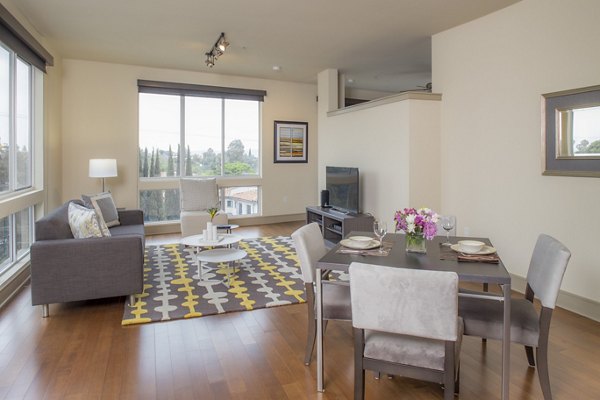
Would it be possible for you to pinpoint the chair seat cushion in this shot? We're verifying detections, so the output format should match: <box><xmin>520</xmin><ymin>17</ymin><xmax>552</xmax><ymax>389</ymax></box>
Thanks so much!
<box><xmin>322</xmin><ymin>283</ymin><xmax>352</xmax><ymax>320</ymax></box>
<box><xmin>363</xmin><ymin>317</ymin><xmax>463</xmax><ymax>371</ymax></box>
<box><xmin>459</xmin><ymin>295</ymin><xmax>539</xmax><ymax>346</ymax></box>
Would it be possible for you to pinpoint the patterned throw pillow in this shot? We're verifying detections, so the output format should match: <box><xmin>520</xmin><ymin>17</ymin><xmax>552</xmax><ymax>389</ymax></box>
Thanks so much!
<box><xmin>88</xmin><ymin>192</ymin><xmax>120</xmax><ymax>227</ymax></box>
<box><xmin>68</xmin><ymin>202</ymin><xmax>105</xmax><ymax>239</ymax></box>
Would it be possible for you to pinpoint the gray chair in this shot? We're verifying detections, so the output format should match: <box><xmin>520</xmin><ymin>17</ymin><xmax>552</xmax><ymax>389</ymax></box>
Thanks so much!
<box><xmin>458</xmin><ymin>234</ymin><xmax>571</xmax><ymax>400</ymax></box>
<box><xmin>291</xmin><ymin>222</ymin><xmax>351</xmax><ymax>365</ymax></box>
<box><xmin>349</xmin><ymin>262</ymin><xmax>462</xmax><ymax>400</ymax></box>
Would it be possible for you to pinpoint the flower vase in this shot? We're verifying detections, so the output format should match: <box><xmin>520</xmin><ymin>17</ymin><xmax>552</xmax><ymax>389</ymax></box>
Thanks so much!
<box><xmin>406</xmin><ymin>233</ymin><xmax>427</xmax><ymax>253</ymax></box>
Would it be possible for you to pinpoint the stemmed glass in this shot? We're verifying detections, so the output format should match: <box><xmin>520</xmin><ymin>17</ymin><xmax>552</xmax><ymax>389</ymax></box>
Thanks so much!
<box><xmin>373</xmin><ymin>220</ymin><xmax>388</xmax><ymax>253</ymax></box>
<box><xmin>441</xmin><ymin>215</ymin><xmax>456</xmax><ymax>246</ymax></box>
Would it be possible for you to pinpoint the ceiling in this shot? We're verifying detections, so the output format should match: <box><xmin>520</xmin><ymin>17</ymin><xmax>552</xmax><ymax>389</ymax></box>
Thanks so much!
<box><xmin>14</xmin><ymin>0</ymin><xmax>519</xmax><ymax>93</ymax></box>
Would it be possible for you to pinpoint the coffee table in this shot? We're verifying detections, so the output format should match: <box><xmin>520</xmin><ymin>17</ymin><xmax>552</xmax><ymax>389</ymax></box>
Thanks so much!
<box><xmin>196</xmin><ymin>248</ymin><xmax>247</xmax><ymax>287</ymax></box>
<box><xmin>181</xmin><ymin>234</ymin><xmax>245</xmax><ymax>286</ymax></box>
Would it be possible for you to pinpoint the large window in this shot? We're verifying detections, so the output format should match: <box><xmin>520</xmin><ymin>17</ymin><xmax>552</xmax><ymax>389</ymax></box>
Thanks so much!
<box><xmin>0</xmin><ymin>4</ymin><xmax>51</xmax><ymax>278</ymax></box>
<box><xmin>0</xmin><ymin>45</ymin><xmax>36</xmax><ymax>273</ymax></box>
<box><xmin>138</xmin><ymin>81</ymin><xmax>265</xmax><ymax>223</ymax></box>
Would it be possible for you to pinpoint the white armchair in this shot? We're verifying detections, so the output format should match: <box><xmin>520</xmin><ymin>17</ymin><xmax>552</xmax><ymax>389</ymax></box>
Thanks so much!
<box><xmin>179</xmin><ymin>178</ymin><xmax>228</xmax><ymax>237</ymax></box>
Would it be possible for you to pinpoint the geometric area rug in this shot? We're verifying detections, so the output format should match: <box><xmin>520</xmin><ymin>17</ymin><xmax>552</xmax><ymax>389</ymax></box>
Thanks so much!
<box><xmin>122</xmin><ymin>236</ymin><xmax>306</xmax><ymax>326</ymax></box>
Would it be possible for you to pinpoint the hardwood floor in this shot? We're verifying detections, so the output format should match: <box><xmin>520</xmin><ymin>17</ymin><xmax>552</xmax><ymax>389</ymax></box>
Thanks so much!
<box><xmin>1</xmin><ymin>221</ymin><xmax>599</xmax><ymax>399</ymax></box>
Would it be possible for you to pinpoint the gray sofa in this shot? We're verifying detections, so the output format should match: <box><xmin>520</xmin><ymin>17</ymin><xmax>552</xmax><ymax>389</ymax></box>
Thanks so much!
<box><xmin>30</xmin><ymin>200</ymin><xmax>145</xmax><ymax>317</ymax></box>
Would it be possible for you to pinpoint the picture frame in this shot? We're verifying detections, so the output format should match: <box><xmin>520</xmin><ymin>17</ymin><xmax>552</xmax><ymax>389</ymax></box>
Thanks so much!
<box><xmin>274</xmin><ymin>120</ymin><xmax>308</xmax><ymax>163</ymax></box>
<box><xmin>542</xmin><ymin>85</ymin><xmax>600</xmax><ymax>177</ymax></box>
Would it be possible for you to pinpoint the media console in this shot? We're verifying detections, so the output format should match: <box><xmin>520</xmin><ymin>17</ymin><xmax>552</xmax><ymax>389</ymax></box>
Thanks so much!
<box><xmin>306</xmin><ymin>206</ymin><xmax>374</xmax><ymax>247</ymax></box>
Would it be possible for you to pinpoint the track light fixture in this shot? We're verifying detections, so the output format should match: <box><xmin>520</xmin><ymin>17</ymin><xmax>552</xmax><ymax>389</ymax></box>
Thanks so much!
<box><xmin>205</xmin><ymin>32</ymin><xmax>229</xmax><ymax>68</ymax></box>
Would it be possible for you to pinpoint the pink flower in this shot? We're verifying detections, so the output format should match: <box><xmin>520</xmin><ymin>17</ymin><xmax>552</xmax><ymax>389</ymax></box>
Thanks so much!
<box><xmin>394</xmin><ymin>207</ymin><xmax>438</xmax><ymax>240</ymax></box>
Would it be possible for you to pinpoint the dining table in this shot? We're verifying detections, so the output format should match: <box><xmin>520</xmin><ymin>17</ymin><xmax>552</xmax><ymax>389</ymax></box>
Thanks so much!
<box><xmin>315</xmin><ymin>232</ymin><xmax>512</xmax><ymax>400</ymax></box>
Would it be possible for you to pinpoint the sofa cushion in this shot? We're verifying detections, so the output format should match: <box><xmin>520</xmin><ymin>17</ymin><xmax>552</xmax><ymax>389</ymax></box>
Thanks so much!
<box><xmin>68</xmin><ymin>202</ymin><xmax>106</xmax><ymax>239</ymax></box>
<box><xmin>180</xmin><ymin>178</ymin><xmax>218</xmax><ymax>211</ymax></box>
<box><xmin>88</xmin><ymin>192</ymin><xmax>120</xmax><ymax>227</ymax></box>
<box><xmin>109</xmin><ymin>224</ymin><xmax>144</xmax><ymax>238</ymax></box>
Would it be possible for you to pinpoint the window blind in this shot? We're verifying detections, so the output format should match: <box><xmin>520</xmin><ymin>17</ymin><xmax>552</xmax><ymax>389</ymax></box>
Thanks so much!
<box><xmin>0</xmin><ymin>4</ymin><xmax>53</xmax><ymax>72</ymax></box>
<box><xmin>137</xmin><ymin>80</ymin><xmax>267</xmax><ymax>102</ymax></box>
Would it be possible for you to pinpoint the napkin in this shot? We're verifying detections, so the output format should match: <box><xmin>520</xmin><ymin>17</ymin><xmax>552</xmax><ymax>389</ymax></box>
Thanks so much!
<box><xmin>456</xmin><ymin>253</ymin><xmax>500</xmax><ymax>263</ymax></box>
<box><xmin>336</xmin><ymin>241</ymin><xmax>393</xmax><ymax>257</ymax></box>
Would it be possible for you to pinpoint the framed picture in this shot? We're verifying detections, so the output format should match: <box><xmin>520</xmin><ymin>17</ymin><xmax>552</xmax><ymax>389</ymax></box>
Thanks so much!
<box><xmin>274</xmin><ymin>120</ymin><xmax>308</xmax><ymax>163</ymax></box>
<box><xmin>542</xmin><ymin>85</ymin><xmax>600</xmax><ymax>177</ymax></box>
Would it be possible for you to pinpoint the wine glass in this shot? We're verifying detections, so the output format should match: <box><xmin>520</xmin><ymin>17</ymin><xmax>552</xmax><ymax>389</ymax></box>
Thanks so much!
<box><xmin>373</xmin><ymin>220</ymin><xmax>388</xmax><ymax>253</ymax></box>
<box><xmin>441</xmin><ymin>215</ymin><xmax>456</xmax><ymax>246</ymax></box>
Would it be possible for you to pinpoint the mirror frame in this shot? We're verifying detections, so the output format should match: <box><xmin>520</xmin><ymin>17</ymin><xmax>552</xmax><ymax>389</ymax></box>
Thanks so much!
<box><xmin>542</xmin><ymin>85</ymin><xmax>600</xmax><ymax>177</ymax></box>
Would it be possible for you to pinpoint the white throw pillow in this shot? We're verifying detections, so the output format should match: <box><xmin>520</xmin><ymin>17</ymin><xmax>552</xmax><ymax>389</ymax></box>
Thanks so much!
<box><xmin>68</xmin><ymin>202</ymin><xmax>105</xmax><ymax>239</ymax></box>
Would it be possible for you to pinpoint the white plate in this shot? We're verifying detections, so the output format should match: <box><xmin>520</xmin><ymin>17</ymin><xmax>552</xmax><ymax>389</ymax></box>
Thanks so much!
<box><xmin>347</xmin><ymin>235</ymin><xmax>373</xmax><ymax>243</ymax></box>
<box><xmin>451</xmin><ymin>244</ymin><xmax>496</xmax><ymax>255</ymax></box>
<box><xmin>340</xmin><ymin>238</ymin><xmax>381</xmax><ymax>250</ymax></box>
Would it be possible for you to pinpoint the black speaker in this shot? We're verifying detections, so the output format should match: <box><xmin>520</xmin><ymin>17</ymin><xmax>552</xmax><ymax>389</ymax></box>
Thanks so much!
<box><xmin>321</xmin><ymin>190</ymin><xmax>330</xmax><ymax>208</ymax></box>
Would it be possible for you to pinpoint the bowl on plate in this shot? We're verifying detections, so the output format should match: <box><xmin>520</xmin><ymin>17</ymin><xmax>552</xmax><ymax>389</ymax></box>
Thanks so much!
<box><xmin>347</xmin><ymin>236</ymin><xmax>374</xmax><ymax>248</ymax></box>
<box><xmin>458</xmin><ymin>240</ymin><xmax>485</xmax><ymax>254</ymax></box>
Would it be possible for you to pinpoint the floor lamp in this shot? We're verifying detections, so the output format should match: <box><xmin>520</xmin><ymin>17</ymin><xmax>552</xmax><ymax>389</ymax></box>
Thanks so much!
<box><xmin>89</xmin><ymin>159</ymin><xmax>117</xmax><ymax>192</ymax></box>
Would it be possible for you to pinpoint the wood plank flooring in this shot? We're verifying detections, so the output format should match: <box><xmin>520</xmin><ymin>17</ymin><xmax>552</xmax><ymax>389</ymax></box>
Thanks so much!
<box><xmin>1</xmin><ymin>221</ymin><xmax>598</xmax><ymax>399</ymax></box>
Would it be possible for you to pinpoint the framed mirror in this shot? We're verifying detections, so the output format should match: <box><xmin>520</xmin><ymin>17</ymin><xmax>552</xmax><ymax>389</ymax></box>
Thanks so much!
<box><xmin>542</xmin><ymin>85</ymin><xmax>600</xmax><ymax>177</ymax></box>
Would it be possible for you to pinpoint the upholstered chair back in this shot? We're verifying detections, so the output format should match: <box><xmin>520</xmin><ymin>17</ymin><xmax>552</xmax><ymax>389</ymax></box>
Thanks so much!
<box><xmin>526</xmin><ymin>234</ymin><xmax>571</xmax><ymax>309</ymax></box>
<box><xmin>180</xmin><ymin>177</ymin><xmax>219</xmax><ymax>211</ymax></box>
<box><xmin>349</xmin><ymin>262</ymin><xmax>459</xmax><ymax>341</ymax></box>
<box><xmin>291</xmin><ymin>223</ymin><xmax>327</xmax><ymax>284</ymax></box>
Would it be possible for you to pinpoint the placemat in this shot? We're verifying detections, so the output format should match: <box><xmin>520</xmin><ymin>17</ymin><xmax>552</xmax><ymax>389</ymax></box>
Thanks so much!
<box><xmin>439</xmin><ymin>243</ymin><xmax>500</xmax><ymax>263</ymax></box>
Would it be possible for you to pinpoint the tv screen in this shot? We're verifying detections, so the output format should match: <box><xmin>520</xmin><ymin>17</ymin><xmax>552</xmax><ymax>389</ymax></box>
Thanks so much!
<box><xmin>326</xmin><ymin>166</ymin><xmax>359</xmax><ymax>214</ymax></box>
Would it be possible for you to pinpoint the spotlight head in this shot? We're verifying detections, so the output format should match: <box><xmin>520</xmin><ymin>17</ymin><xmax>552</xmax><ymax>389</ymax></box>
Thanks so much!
<box><xmin>217</xmin><ymin>33</ymin><xmax>229</xmax><ymax>52</ymax></box>
<box><xmin>205</xmin><ymin>53</ymin><xmax>215</xmax><ymax>67</ymax></box>
<box><xmin>218</xmin><ymin>40</ymin><xmax>229</xmax><ymax>52</ymax></box>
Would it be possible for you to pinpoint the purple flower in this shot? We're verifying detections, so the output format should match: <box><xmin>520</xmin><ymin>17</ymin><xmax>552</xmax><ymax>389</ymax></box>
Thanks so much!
<box><xmin>394</xmin><ymin>206</ymin><xmax>438</xmax><ymax>239</ymax></box>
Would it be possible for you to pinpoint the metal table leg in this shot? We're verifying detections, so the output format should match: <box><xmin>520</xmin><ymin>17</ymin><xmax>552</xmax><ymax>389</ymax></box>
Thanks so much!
<box><xmin>316</xmin><ymin>269</ymin><xmax>324</xmax><ymax>392</ymax></box>
<box><xmin>502</xmin><ymin>283</ymin><xmax>511</xmax><ymax>400</ymax></box>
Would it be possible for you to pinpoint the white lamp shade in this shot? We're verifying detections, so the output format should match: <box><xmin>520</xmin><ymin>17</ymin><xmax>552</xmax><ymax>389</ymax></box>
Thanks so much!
<box><xmin>89</xmin><ymin>159</ymin><xmax>118</xmax><ymax>178</ymax></box>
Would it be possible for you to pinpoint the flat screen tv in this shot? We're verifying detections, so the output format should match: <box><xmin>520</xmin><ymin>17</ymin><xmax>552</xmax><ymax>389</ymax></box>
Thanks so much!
<box><xmin>326</xmin><ymin>166</ymin><xmax>359</xmax><ymax>214</ymax></box>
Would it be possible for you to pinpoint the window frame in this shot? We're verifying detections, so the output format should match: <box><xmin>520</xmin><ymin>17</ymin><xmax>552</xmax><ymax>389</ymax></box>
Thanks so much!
<box><xmin>137</xmin><ymin>81</ymin><xmax>266</xmax><ymax>223</ymax></box>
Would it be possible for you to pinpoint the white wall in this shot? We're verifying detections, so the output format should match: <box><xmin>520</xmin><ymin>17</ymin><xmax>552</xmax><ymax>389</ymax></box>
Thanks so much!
<box><xmin>318</xmin><ymin>70</ymin><xmax>441</xmax><ymax>228</ymax></box>
<box><xmin>433</xmin><ymin>0</ymin><xmax>600</xmax><ymax>305</ymax></box>
<box><xmin>61</xmin><ymin>60</ymin><xmax>318</xmax><ymax>217</ymax></box>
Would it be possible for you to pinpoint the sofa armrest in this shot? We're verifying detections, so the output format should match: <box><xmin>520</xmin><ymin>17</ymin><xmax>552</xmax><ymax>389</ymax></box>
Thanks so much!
<box><xmin>118</xmin><ymin>209</ymin><xmax>144</xmax><ymax>226</ymax></box>
<box><xmin>30</xmin><ymin>236</ymin><xmax>144</xmax><ymax>305</ymax></box>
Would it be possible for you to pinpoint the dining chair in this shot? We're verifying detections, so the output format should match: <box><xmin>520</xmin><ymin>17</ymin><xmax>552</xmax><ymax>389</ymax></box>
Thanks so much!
<box><xmin>458</xmin><ymin>234</ymin><xmax>571</xmax><ymax>400</ymax></box>
<box><xmin>291</xmin><ymin>223</ymin><xmax>352</xmax><ymax>365</ymax></box>
<box><xmin>349</xmin><ymin>262</ymin><xmax>463</xmax><ymax>400</ymax></box>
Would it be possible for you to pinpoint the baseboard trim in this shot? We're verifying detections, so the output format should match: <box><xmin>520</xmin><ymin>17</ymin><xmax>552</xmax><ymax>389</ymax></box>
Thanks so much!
<box><xmin>0</xmin><ymin>260</ymin><xmax>31</xmax><ymax>310</ymax></box>
<box><xmin>231</xmin><ymin>213</ymin><xmax>305</xmax><ymax>227</ymax></box>
<box><xmin>144</xmin><ymin>213</ymin><xmax>305</xmax><ymax>235</ymax></box>
<box><xmin>510</xmin><ymin>274</ymin><xmax>600</xmax><ymax>322</ymax></box>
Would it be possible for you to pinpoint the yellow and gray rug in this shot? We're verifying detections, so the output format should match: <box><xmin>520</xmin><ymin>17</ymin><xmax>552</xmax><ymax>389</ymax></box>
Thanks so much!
<box><xmin>122</xmin><ymin>236</ymin><xmax>306</xmax><ymax>326</ymax></box>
